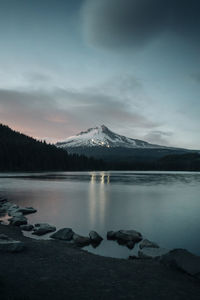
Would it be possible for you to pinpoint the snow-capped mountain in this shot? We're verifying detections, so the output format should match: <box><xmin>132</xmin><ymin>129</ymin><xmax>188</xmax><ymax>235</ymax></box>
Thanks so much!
<box><xmin>56</xmin><ymin>125</ymin><xmax>191</xmax><ymax>164</ymax></box>
<box><xmin>56</xmin><ymin>125</ymin><xmax>170</xmax><ymax>149</ymax></box>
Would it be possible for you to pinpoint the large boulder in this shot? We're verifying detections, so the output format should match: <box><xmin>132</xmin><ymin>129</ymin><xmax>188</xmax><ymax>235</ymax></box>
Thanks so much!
<box><xmin>0</xmin><ymin>234</ymin><xmax>24</xmax><ymax>253</ymax></box>
<box><xmin>73</xmin><ymin>233</ymin><xmax>91</xmax><ymax>247</ymax></box>
<box><xmin>32</xmin><ymin>223</ymin><xmax>56</xmax><ymax>236</ymax></box>
<box><xmin>160</xmin><ymin>249</ymin><xmax>200</xmax><ymax>278</ymax></box>
<box><xmin>51</xmin><ymin>228</ymin><xmax>74</xmax><ymax>241</ymax></box>
<box><xmin>139</xmin><ymin>239</ymin><xmax>159</xmax><ymax>249</ymax></box>
<box><xmin>138</xmin><ymin>247</ymin><xmax>169</xmax><ymax>259</ymax></box>
<box><xmin>107</xmin><ymin>229</ymin><xmax>142</xmax><ymax>249</ymax></box>
<box><xmin>9</xmin><ymin>215</ymin><xmax>28</xmax><ymax>226</ymax></box>
<box><xmin>115</xmin><ymin>230</ymin><xmax>142</xmax><ymax>244</ymax></box>
<box><xmin>107</xmin><ymin>230</ymin><xmax>142</xmax><ymax>243</ymax></box>
<box><xmin>89</xmin><ymin>231</ymin><xmax>103</xmax><ymax>246</ymax></box>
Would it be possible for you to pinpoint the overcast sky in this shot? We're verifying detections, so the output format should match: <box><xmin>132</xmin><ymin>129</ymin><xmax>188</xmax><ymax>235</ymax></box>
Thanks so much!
<box><xmin>0</xmin><ymin>0</ymin><xmax>200</xmax><ymax>149</ymax></box>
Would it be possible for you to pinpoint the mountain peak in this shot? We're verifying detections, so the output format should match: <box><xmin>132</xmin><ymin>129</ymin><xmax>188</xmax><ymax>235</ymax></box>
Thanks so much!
<box><xmin>56</xmin><ymin>125</ymin><xmax>169</xmax><ymax>149</ymax></box>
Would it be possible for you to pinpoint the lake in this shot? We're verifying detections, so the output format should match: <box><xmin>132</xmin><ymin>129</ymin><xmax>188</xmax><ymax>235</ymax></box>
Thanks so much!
<box><xmin>0</xmin><ymin>171</ymin><xmax>200</xmax><ymax>259</ymax></box>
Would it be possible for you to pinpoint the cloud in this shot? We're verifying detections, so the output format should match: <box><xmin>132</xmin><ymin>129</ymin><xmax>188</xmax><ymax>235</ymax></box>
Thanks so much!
<box><xmin>144</xmin><ymin>130</ymin><xmax>173</xmax><ymax>146</ymax></box>
<box><xmin>0</xmin><ymin>89</ymin><xmax>78</xmax><ymax>141</ymax></box>
<box><xmin>82</xmin><ymin>0</ymin><xmax>200</xmax><ymax>50</ymax></box>
<box><xmin>24</xmin><ymin>72</ymin><xmax>53</xmax><ymax>84</ymax></box>
<box><xmin>0</xmin><ymin>83</ymin><xmax>158</xmax><ymax>142</ymax></box>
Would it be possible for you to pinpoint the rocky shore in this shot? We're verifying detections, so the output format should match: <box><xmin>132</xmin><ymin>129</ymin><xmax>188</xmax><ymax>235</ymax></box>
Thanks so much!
<box><xmin>1</xmin><ymin>196</ymin><xmax>200</xmax><ymax>299</ymax></box>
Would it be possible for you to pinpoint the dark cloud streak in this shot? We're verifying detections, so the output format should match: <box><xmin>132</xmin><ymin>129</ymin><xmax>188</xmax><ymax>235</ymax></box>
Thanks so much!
<box><xmin>83</xmin><ymin>0</ymin><xmax>200</xmax><ymax>50</ymax></box>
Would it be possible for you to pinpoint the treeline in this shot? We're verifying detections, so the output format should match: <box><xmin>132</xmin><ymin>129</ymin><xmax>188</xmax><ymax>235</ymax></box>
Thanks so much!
<box><xmin>158</xmin><ymin>153</ymin><xmax>200</xmax><ymax>171</ymax></box>
<box><xmin>0</xmin><ymin>124</ymin><xmax>105</xmax><ymax>171</ymax></box>
<box><xmin>107</xmin><ymin>153</ymin><xmax>200</xmax><ymax>171</ymax></box>
<box><xmin>0</xmin><ymin>124</ymin><xmax>199</xmax><ymax>172</ymax></box>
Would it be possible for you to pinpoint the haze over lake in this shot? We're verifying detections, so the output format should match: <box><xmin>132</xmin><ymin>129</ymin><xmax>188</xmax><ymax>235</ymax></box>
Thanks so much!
<box><xmin>1</xmin><ymin>171</ymin><xmax>200</xmax><ymax>259</ymax></box>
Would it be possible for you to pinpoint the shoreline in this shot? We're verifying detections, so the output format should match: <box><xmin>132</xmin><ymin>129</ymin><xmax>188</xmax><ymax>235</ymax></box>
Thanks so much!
<box><xmin>1</xmin><ymin>224</ymin><xmax>200</xmax><ymax>300</ymax></box>
<box><xmin>1</xmin><ymin>197</ymin><xmax>200</xmax><ymax>299</ymax></box>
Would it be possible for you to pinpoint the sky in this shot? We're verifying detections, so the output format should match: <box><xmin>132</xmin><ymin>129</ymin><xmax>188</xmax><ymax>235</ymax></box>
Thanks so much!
<box><xmin>0</xmin><ymin>0</ymin><xmax>200</xmax><ymax>149</ymax></box>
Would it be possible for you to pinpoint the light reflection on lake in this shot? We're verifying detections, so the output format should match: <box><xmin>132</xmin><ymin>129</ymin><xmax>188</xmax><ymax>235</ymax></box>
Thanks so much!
<box><xmin>0</xmin><ymin>171</ymin><xmax>200</xmax><ymax>259</ymax></box>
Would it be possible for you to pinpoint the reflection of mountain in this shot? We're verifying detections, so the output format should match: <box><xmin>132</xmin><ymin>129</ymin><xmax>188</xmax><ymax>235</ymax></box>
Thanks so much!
<box><xmin>89</xmin><ymin>172</ymin><xmax>110</xmax><ymax>229</ymax></box>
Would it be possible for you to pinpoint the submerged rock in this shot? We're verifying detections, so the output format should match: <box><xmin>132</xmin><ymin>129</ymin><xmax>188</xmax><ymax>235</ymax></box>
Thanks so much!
<box><xmin>51</xmin><ymin>228</ymin><xmax>74</xmax><ymax>241</ymax></box>
<box><xmin>32</xmin><ymin>223</ymin><xmax>56</xmax><ymax>236</ymax></box>
<box><xmin>73</xmin><ymin>233</ymin><xmax>91</xmax><ymax>247</ymax></box>
<box><xmin>0</xmin><ymin>234</ymin><xmax>24</xmax><ymax>253</ymax></box>
<box><xmin>138</xmin><ymin>247</ymin><xmax>169</xmax><ymax>259</ymax></box>
<box><xmin>89</xmin><ymin>231</ymin><xmax>103</xmax><ymax>245</ymax></box>
<box><xmin>139</xmin><ymin>239</ymin><xmax>159</xmax><ymax>249</ymax></box>
<box><xmin>20</xmin><ymin>224</ymin><xmax>34</xmax><ymax>231</ymax></box>
<box><xmin>160</xmin><ymin>249</ymin><xmax>200</xmax><ymax>278</ymax></box>
<box><xmin>9</xmin><ymin>215</ymin><xmax>28</xmax><ymax>226</ymax></box>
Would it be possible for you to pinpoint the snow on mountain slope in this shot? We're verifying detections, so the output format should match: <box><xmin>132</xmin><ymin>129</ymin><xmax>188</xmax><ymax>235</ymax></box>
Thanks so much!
<box><xmin>56</xmin><ymin>125</ymin><xmax>170</xmax><ymax>149</ymax></box>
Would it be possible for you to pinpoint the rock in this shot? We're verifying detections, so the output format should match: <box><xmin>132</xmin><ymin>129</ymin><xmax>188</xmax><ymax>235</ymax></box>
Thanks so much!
<box><xmin>126</xmin><ymin>241</ymin><xmax>135</xmax><ymax>250</ymax></box>
<box><xmin>50</xmin><ymin>228</ymin><xmax>74</xmax><ymax>241</ymax></box>
<box><xmin>160</xmin><ymin>249</ymin><xmax>200</xmax><ymax>278</ymax></box>
<box><xmin>115</xmin><ymin>230</ymin><xmax>142</xmax><ymax>244</ymax></box>
<box><xmin>32</xmin><ymin>223</ymin><xmax>56</xmax><ymax>236</ymax></box>
<box><xmin>0</xmin><ymin>198</ymin><xmax>7</xmax><ymax>204</ymax></box>
<box><xmin>73</xmin><ymin>233</ymin><xmax>91</xmax><ymax>247</ymax></box>
<box><xmin>89</xmin><ymin>231</ymin><xmax>103</xmax><ymax>245</ymax></box>
<box><xmin>107</xmin><ymin>231</ymin><xmax>117</xmax><ymax>240</ymax></box>
<box><xmin>20</xmin><ymin>224</ymin><xmax>34</xmax><ymax>231</ymax></box>
<box><xmin>0</xmin><ymin>207</ymin><xmax>6</xmax><ymax>213</ymax></box>
<box><xmin>9</xmin><ymin>211</ymin><xmax>23</xmax><ymax>218</ymax></box>
<box><xmin>107</xmin><ymin>230</ymin><xmax>142</xmax><ymax>249</ymax></box>
<box><xmin>138</xmin><ymin>247</ymin><xmax>169</xmax><ymax>259</ymax></box>
<box><xmin>139</xmin><ymin>239</ymin><xmax>159</xmax><ymax>249</ymax></box>
<box><xmin>9</xmin><ymin>215</ymin><xmax>28</xmax><ymax>226</ymax></box>
<box><xmin>1</xmin><ymin>202</ymin><xmax>12</xmax><ymax>211</ymax></box>
<box><xmin>0</xmin><ymin>234</ymin><xmax>24</xmax><ymax>253</ymax></box>
<box><xmin>17</xmin><ymin>207</ymin><xmax>37</xmax><ymax>215</ymax></box>
<box><xmin>8</xmin><ymin>205</ymin><xmax>20</xmax><ymax>216</ymax></box>
<box><xmin>8</xmin><ymin>206</ymin><xmax>36</xmax><ymax>216</ymax></box>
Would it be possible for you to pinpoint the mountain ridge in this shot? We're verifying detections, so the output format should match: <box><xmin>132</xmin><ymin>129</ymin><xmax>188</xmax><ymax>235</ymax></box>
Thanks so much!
<box><xmin>56</xmin><ymin>125</ymin><xmax>176</xmax><ymax>150</ymax></box>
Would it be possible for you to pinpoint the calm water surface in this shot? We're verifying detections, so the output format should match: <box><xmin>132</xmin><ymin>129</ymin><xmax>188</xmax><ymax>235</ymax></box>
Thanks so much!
<box><xmin>0</xmin><ymin>171</ymin><xmax>200</xmax><ymax>259</ymax></box>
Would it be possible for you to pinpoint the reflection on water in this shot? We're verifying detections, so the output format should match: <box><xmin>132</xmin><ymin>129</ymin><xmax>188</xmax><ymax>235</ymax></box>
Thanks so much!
<box><xmin>89</xmin><ymin>172</ymin><xmax>109</xmax><ymax>229</ymax></box>
<box><xmin>0</xmin><ymin>171</ymin><xmax>200</xmax><ymax>258</ymax></box>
